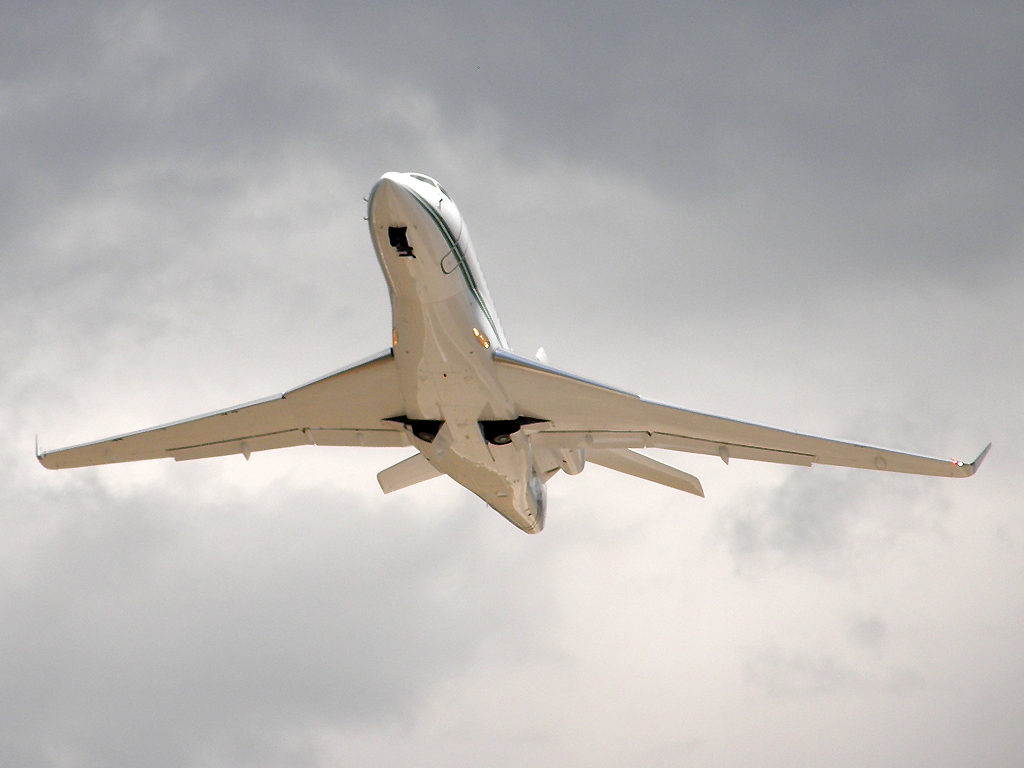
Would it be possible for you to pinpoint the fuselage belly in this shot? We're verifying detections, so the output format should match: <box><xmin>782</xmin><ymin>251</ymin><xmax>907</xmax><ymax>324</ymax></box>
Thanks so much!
<box><xmin>367</xmin><ymin>173</ymin><xmax>546</xmax><ymax>532</ymax></box>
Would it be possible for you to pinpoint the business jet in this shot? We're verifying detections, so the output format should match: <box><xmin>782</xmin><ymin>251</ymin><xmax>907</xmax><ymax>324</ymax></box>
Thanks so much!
<box><xmin>38</xmin><ymin>172</ymin><xmax>990</xmax><ymax>533</ymax></box>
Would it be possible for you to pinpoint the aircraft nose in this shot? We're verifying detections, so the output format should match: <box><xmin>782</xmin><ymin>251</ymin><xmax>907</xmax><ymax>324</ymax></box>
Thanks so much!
<box><xmin>369</xmin><ymin>172</ymin><xmax>462</xmax><ymax>240</ymax></box>
<box><xmin>370</xmin><ymin>173</ymin><xmax>407</xmax><ymax>200</ymax></box>
<box><xmin>368</xmin><ymin>174</ymin><xmax>413</xmax><ymax>220</ymax></box>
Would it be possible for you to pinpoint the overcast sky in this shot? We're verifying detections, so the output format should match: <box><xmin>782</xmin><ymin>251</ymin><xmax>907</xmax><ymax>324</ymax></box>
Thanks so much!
<box><xmin>2</xmin><ymin>2</ymin><xmax>1022</xmax><ymax>766</ymax></box>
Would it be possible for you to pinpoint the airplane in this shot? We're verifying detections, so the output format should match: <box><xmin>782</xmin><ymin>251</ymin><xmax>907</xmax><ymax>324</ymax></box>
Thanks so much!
<box><xmin>37</xmin><ymin>172</ymin><xmax>990</xmax><ymax>534</ymax></box>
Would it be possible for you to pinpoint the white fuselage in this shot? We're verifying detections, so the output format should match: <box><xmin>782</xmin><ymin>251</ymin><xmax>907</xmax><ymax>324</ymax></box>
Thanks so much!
<box><xmin>367</xmin><ymin>172</ymin><xmax>546</xmax><ymax>532</ymax></box>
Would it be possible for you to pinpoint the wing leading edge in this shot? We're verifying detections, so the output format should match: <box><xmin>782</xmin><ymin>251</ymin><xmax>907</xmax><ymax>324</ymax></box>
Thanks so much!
<box><xmin>492</xmin><ymin>349</ymin><xmax>989</xmax><ymax>481</ymax></box>
<box><xmin>38</xmin><ymin>349</ymin><xmax>409</xmax><ymax>470</ymax></box>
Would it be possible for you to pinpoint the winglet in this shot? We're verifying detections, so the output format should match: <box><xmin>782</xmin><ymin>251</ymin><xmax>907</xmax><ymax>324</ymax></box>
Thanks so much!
<box><xmin>967</xmin><ymin>442</ymin><xmax>992</xmax><ymax>476</ymax></box>
<box><xmin>36</xmin><ymin>436</ymin><xmax>55</xmax><ymax>469</ymax></box>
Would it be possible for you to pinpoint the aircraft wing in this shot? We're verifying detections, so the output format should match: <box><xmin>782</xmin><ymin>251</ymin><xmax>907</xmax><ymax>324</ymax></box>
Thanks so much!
<box><xmin>38</xmin><ymin>349</ymin><xmax>409</xmax><ymax>469</ymax></box>
<box><xmin>493</xmin><ymin>350</ymin><xmax>989</xmax><ymax>479</ymax></box>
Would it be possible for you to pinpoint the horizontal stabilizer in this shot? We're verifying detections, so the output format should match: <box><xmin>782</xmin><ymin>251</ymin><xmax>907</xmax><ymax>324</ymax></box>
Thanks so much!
<box><xmin>377</xmin><ymin>452</ymin><xmax>443</xmax><ymax>494</ymax></box>
<box><xmin>587</xmin><ymin>448</ymin><xmax>704</xmax><ymax>498</ymax></box>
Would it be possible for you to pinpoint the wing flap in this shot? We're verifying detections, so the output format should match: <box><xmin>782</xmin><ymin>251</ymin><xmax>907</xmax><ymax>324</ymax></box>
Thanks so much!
<box><xmin>306</xmin><ymin>429</ymin><xmax>410</xmax><ymax>448</ymax></box>
<box><xmin>531</xmin><ymin>430</ymin><xmax>648</xmax><ymax>450</ymax></box>
<box><xmin>647</xmin><ymin>432</ymin><xmax>815</xmax><ymax>467</ymax></box>
<box><xmin>170</xmin><ymin>428</ymin><xmax>312</xmax><ymax>462</ymax></box>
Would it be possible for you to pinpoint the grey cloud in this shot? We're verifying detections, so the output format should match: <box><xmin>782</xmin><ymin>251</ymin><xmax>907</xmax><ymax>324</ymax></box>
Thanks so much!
<box><xmin>744</xmin><ymin>645</ymin><xmax>861</xmax><ymax>697</ymax></box>
<box><xmin>282</xmin><ymin>1</ymin><xmax>1024</xmax><ymax>287</ymax></box>
<box><xmin>0</xmin><ymin>475</ymin><xmax>553</xmax><ymax>767</ymax></box>
<box><xmin>6</xmin><ymin>1</ymin><xmax>1021</xmax><ymax>287</ymax></box>
<box><xmin>848</xmin><ymin>616</ymin><xmax>887</xmax><ymax>650</ymax></box>
<box><xmin>718</xmin><ymin>468</ymin><xmax>951</xmax><ymax>570</ymax></box>
<box><xmin>743</xmin><ymin>644</ymin><xmax>923</xmax><ymax>698</ymax></box>
<box><xmin>2</xmin><ymin>2</ymin><xmax>1022</xmax><ymax>766</ymax></box>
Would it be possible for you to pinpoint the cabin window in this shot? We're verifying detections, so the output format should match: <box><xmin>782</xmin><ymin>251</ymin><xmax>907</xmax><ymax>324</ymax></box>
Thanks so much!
<box><xmin>388</xmin><ymin>226</ymin><xmax>415</xmax><ymax>258</ymax></box>
<box><xmin>409</xmin><ymin>173</ymin><xmax>449</xmax><ymax>198</ymax></box>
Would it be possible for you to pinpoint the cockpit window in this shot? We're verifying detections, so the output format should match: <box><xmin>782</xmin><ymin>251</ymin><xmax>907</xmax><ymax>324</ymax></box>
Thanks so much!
<box><xmin>409</xmin><ymin>173</ymin><xmax>449</xmax><ymax>198</ymax></box>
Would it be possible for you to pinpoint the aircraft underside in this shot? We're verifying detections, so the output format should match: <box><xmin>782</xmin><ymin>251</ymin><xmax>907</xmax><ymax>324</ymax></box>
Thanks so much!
<box><xmin>37</xmin><ymin>172</ymin><xmax>988</xmax><ymax>534</ymax></box>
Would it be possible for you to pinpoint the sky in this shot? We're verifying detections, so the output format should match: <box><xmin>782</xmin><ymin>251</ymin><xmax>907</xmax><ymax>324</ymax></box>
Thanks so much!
<box><xmin>2</xmin><ymin>1</ymin><xmax>1022</xmax><ymax>766</ymax></box>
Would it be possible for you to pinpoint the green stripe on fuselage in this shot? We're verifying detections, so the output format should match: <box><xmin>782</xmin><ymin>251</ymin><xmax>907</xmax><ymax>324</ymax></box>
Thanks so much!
<box><xmin>405</xmin><ymin>187</ymin><xmax>501</xmax><ymax>343</ymax></box>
